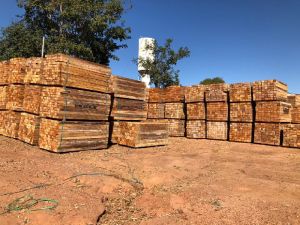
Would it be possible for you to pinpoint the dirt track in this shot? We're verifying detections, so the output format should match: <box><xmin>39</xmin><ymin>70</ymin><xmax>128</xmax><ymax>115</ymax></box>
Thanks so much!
<box><xmin>0</xmin><ymin>136</ymin><xmax>300</xmax><ymax>225</ymax></box>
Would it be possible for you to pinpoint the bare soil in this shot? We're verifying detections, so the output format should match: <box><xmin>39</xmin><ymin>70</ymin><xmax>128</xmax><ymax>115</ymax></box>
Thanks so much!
<box><xmin>0</xmin><ymin>136</ymin><xmax>300</xmax><ymax>225</ymax></box>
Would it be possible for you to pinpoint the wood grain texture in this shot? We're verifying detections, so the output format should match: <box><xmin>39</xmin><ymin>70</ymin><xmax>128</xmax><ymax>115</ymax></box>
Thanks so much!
<box><xmin>288</xmin><ymin>94</ymin><xmax>300</xmax><ymax>107</ymax></box>
<box><xmin>117</xmin><ymin>121</ymin><xmax>169</xmax><ymax>148</ymax></box>
<box><xmin>185</xmin><ymin>85</ymin><xmax>205</xmax><ymax>103</ymax></box>
<box><xmin>6</xmin><ymin>85</ymin><xmax>25</xmax><ymax>111</ymax></box>
<box><xmin>229</xmin><ymin>122</ymin><xmax>252</xmax><ymax>143</ymax></box>
<box><xmin>0</xmin><ymin>61</ymin><xmax>9</xmax><ymax>85</ymax></box>
<box><xmin>8</xmin><ymin>58</ymin><xmax>28</xmax><ymax>84</ymax></box>
<box><xmin>0</xmin><ymin>86</ymin><xmax>7</xmax><ymax>110</ymax></box>
<box><xmin>291</xmin><ymin>106</ymin><xmax>300</xmax><ymax>124</ymax></box>
<box><xmin>40</xmin><ymin>87</ymin><xmax>111</xmax><ymax>121</ymax></box>
<box><xmin>282</xmin><ymin>124</ymin><xmax>300</xmax><ymax>148</ymax></box>
<box><xmin>252</xmin><ymin>80</ymin><xmax>288</xmax><ymax>101</ymax></box>
<box><xmin>256</xmin><ymin>101</ymin><xmax>291</xmax><ymax>123</ymax></box>
<box><xmin>18</xmin><ymin>113</ymin><xmax>40</xmax><ymax>145</ymax></box>
<box><xmin>0</xmin><ymin>110</ymin><xmax>8</xmax><ymax>135</ymax></box>
<box><xmin>23</xmin><ymin>85</ymin><xmax>42</xmax><ymax>114</ymax></box>
<box><xmin>229</xmin><ymin>83</ymin><xmax>252</xmax><ymax>102</ymax></box>
<box><xmin>230</xmin><ymin>102</ymin><xmax>253</xmax><ymax>122</ymax></box>
<box><xmin>165</xmin><ymin>103</ymin><xmax>185</xmax><ymax>119</ymax></box>
<box><xmin>207</xmin><ymin>121</ymin><xmax>228</xmax><ymax>140</ymax></box>
<box><xmin>38</xmin><ymin>119</ymin><xmax>109</xmax><ymax>153</ymax></box>
<box><xmin>254</xmin><ymin>123</ymin><xmax>282</xmax><ymax>146</ymax></box>
<box><xmin>186</xmin><ymin>120</ymin><xmax>206</xmax><ymax>139</ymax></box>
<box><xmin>186</xmin><ymin>103</ymin><xmax>205</xmax><ymax>120</ymax></box>
<box><xmin>167</xmin><ymin>119</ymin><xmax>185</xmax><ymax>137</ymax></box>
<box><xmin>207</xmin><ymin>102</ymin><xmax>228</xmax><ymax>121</ymax></box>
<box><xmin>148</xmin><ymin>86</ymin><xmax>185</xmax><ymax>103</ymax></box>
<box><xmin>2</xmin><ymin>111</ymin><xmax>21</xmax><ymax>138</ymax></box>
<box><xmin>147</xmin><ymin>103</ymin><xmax>165</xmax><ymax>119</ymax></box>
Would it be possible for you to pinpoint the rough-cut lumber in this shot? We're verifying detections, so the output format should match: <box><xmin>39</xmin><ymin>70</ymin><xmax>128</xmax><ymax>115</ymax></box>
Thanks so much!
<box><xmin>148</xmin><ymin>88</ymin><xmax>165</xmax><ymax>103</ymax></box>
<box><xmin>6</xmin><ymin>85</ymin><xmax>25</xmax><ymax>111</ymax></box>
<box><xmin>18</xmin><ymin>113</ymin><xmax>40</xmax><ymax>145</ymax></box>
<box><xmin>252</xmin><ymin>80</ymin><xmax>288</xmax><ymax>101</ymax></box>
<box><xmin>165</xmin><ymin>103</ymin><xmax>185</xmax><ymax>119</ymax></box>
<box><xmin>254</xmin><ymin>123</ymin><xmax>282</xmax><ymax>146</ymax></box>
<box><xmin>229</xmin><ymin>122</ymin><xmax>252</xmax><ymax>143</ymax></box>
<box><xmin>229</xmin><ymin>83</ymin><xmax>252</xmax><ymax>102</ymax></box>
<box><xmin>207</xmin><ymin>102</ymin><xmax>228</xmax><ymax>121</ymax></box>
<box><xmin>147</xmin><ymin>103</ymin><xmax>165</xmax><ymax>119</ymax></box>
<box><xmin>39</xmin><ymin>119</ymin><xmax>109</xmax><ymax>153</ymax></box>
<box><xmin>186</xmin><ymin>103</ymin><xmax>205</xmax><ymax>120</ymax></box>
<box><xmin>23</xmin><ymin>85</ymin><xmax>42</xmax><ymax>114</ymax></box>
<box><xmin>0</xmin><ymin>86</ymin><xmax>7</xmax><ymax>110</ymax></box>
<box><xmin>40</xmin><ymin>87</ymin><xmax>111</xmax><ymax>121</ymax></box>
<box><xmin>111</xmin><ymin>75</ymin><xmax>146</xmax><ymax>100</ymax></box>
<box><xmin>185</xmin><ymin>85</ymin><xmax>205</xmax><ymax>103</ymax></box>
<box><xmin>167</xmin><ymin>119</ymin><xmax>185</xmax><ymax>137</ymax></box>
<box><xmin>2</xmin><ymin>111</ymin><xmax>21</xmax><ymax>138</ymax></box>
<box><xmin>288</xmin><ymin>94</ymin><xmax>300</xmax><ymax>107</ymax></box>
<box><xmin>111</xmin><ymin>97</ymin><xmax>147</xmax><ymax>121</ymax></box>
<box><xmin>117</xmin><ymin>121</ymin><xmax>168</xmax><ymax>148</ymax></box>
<box><xmin>0</xmin><ymin>110</ymin><xmax>8</xmax><ymax>135</ymax></box>
<box><xmin>186</xmin><ymin>120</ymin><xmax>206</xmax><ymax>139</ymax></box>
<box><xmin>207</xmin><ymin>121</ymin><xmax>228</xmax><ymax>140</ymax></box>
<box><xmin>291</xmin><ymin>106</ymin><xmax>300</xmax><ymax>124</ymax></box>
<box><xmin>25</xmin><ymin>54</ymin><xmax>112</xmax><ymax>93</ymax></box>
<box><xmin>8</xmin><ymin>58</ymin><xmax>28</xmax><ymax>84</ymax></box>
<box><xmin>0</xmin><ymin>61</ymin><xmax>9</xmax><ymax>85</ymax></box>
<box><xmin>205</xmin><ymin>83</ymin><xmax>229</xmax><ymax>102</ymax></box>
<box><xmin>282</xmin><ymin>124</ymin><xmax>300</xmax><ymax>148</ymax></box>
<box><xmin>230</xmin><ymin>102</ymin><xmax>253</xmax><ymax>122</ymax></box>
<box><xmin>110</xmin><ymin>121</ymin><xmax>120</xmax><ymax>144</ymax></box>
<box><xmin>256</xmin><ymin>101</ymin><xmax>291</xmax><ymax>123</ymax></box>
<box><xmin>164</xmin><ymin>86</ymin><xmax>185</xmax><ymax>103</ymax></box>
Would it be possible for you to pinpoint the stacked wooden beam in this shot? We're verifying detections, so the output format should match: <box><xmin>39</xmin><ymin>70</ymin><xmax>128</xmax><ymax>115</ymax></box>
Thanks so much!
<box><xmin>254</xmin><ymin>123</ymin><xmax>282</xmax><ymax>146</ymax></box>
<box><xmin>205</xmin><ymin>84</ymin><xmax>229</xmax><ymax>140</ymax></box>
<box><xmin>185</xmin><ymin>85</ymin><xmax>206</xmax><ymax>139</ymax></box>
<box><xmin>147</xmin><ymin>103</ymin><xmax>165</xmax><ymax>119</ymax></box>
<box><xmin>252</xmin><ymin>80</ymin><xmax>288</xmax><ymax>101</ymax></box>
<box><xmin>229</xmin><ymin>83</ymin><xmax>253</xmax><ymax>143</ymax></box>
<box><xmin>256</xmin><ymin>101</ymin><xmax>291</xmax><ymax>123</ymax></box>
<box><xmin>282</xmin><ymin>124</ymin><xmax>300</xmax><ymax>148</ymax></box>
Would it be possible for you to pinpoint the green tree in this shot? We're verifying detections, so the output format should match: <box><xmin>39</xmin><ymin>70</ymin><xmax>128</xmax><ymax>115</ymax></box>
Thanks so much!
<box><xmin>135</xmin><ymin>38</ymin><xmax>190</xmax><ymax>88</ymax></box>
<box><xmin>0</xmin><ymin>0</ymin><xmax>131</xmax><ymax>65</ymax></box>
<box><xmin>200</xmin><ymin>77</ymin><xmax>225</xmax><ymax>85</ymax></box>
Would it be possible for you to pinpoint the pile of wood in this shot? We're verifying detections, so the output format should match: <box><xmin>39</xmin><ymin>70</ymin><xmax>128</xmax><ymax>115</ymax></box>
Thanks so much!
<box><xmin>186</xmin><ymin>120</ymin><xmax>206</xmax><ymax>139</ymax></box>
<box><xmin>252</xmin><ymin>80</ymin><xmax>288</xmax><ymax>101</ymax></box>
<box><xmin>206</xmin><ymin>102</ymin><xmax>228</xmax><ymax>121</ymax></box>
<box><xmin>230</xmin><ymin>102</ymin><xmax>253</xmax><ymax>122</ymax></box>
<box><xmin>207</xmin><ymin>121</ymin><xmax>228</xmax><ymax>140</ymax></box>
<box><xmin>147</xmin><ymin>103</ymin><xmax>165</xmax><ymax>119</ymax></box>
<box><xmin>229</xmin><ymin>122</ymin><xmax>252</xmax><ymax>143</ymax></box>
<box><xmin>282</xmin><ymin>124</ymin><xmax>300</xmax><ymax>148</ymax></box>
<box><xmin>291</xmin><ymin>107</ymin><xmax>300</xmax><ymax>123</ymax></box>
<box><xmin>288</xmin><ymin>94</ymin><xmax>300</xmax><ymax>107</ymax></box>
<box><xmin>229</xmin><ymin>82</ymin><xmax>252</xmax><ymax>102</ymax></box>
<box><xmin>255</xmin><ymin>101</ymin><xmax>291</xmax><ymax>123</ymax></box>
<box><xmin>117</xmin><ymin>121</ymin><xmax>168</xmax><ymax>148</ymax></box>
<box><xmin>254</xmin><ymin>123</ymin><xmax>282</xmax><ymax>146</ymax></box>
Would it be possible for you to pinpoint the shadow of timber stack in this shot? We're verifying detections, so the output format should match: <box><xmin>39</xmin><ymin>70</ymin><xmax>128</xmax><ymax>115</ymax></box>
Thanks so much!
<box><xmin>253</xmin><ymin>80</ymin><xmax>291</xmax><ymax>146</ymax></box>
<box><xmin>148</xmin><ymin>86</ymin><xmax>186</xmax><ymax>137</ymax></box>
<box><xmin>185</xmin><ymin>85</ymin><xmax>206</xmax><ymax>139</ymax></box>
<box><xmin>206</xmin><ymin>84</ymin><xmax>229</xmax><ymax>141</ymax></box>
<box><xmin>229</xmin><ymin>83</ymin><xmax>253</xmax><ymax>143</ymax></box>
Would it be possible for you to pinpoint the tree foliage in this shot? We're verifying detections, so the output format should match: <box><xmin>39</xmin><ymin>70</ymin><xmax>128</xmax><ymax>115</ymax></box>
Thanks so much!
<box><xmin>135</xmin><ymin>38</ymin><xmax>190</xmax><ymax>88</ymax></box>
<box><xmin>0</xmin><ymin>0</ymin><xmax>131</xmax><ymax>65</ymax></box>
<box><xmin>200</xmin><ymin>77</ymin><xmax>225</xmax><ymax>85</ymax></box>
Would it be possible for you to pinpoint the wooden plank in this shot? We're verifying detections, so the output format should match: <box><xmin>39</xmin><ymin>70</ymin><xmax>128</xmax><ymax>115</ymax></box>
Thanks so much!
<box><xmin>165</xmin><ymin>103</ymin><xmax>185</xmax><ymax>119</ymax></box>
<box><xmin>230</xmin><ymin>102</ymin><xmax>253</xmax><ymax>122</ymax></box>
<box><xmin>111</xmin><ymin>75</ymin><xmax>147</xmax><ymax>100</ymax></box>
<box><xmin>147</xmin><ymin>103</ymin><xmax>165</xmax><ymax>119</ymax></box>
<box><xmin>0</xmin><ymin>86</ymin><xmax>8</xmax><ymax>110</ymax></box>
<box><xmin>287</xmin><ymin>94</ymin><xmax>300</xmax><ymax>107</ymax></box>
<box><xmin>186</xmin><ymin>120</ymin><xmax>206</xmax><ymax>139</ymax></box>
<box><xmin>207</xmin><ymin>121</ymin><xmax>228</xmax><ymax>140</ymax></box>
<box><xmin>207</xmin><ymin>102</ymin><xmax>228</xmax><ymax>121</ymax></box>
<box><xmin>254</xmin><ymin>123</ymin><xmax>282</xmax><ymax>146</ymax></box>
<box><xmin>229</xmin><ymin>122</ymin><xmax>252</xmax><ymax>143</ymax></box>
<box><xmin>0</xmin><ymin>61</ymin><xmax>9</xmax><ymax>85</ymax></box>
<box><xmin>40</xmin><ymin>87</ymin><xmax>111</xmax><ymax>121</ymax></box>
<box><xmin>8</xmin><ymin>58</ymin><xmax>29</xmax><ymax>84</ymax></box>
<box><xmin>111</xmin><ymin>97</ymin><xmax>147</xmax><ymax>121</ymax></box>
<box><xmin>0</xmin><ymin>110</ymin><xmax>8</xmax><ymax>135</ymax></box>
<box><xmin>256</xmin><ymin>101</ymin><xmax>291</xmax><ymax>123</ymax></box>
<box><xmin>282</xmin><ymin>124</ymin><xmax>300</xmax><ymax>148</ymax></box>
<box><xmin>229</xmin><ymin>83</ymin><xmax>252</xmax><ymax>102</ymax></box>
<box><xmin>6</xmin><ymin>85</ymin><xmax>25</xmax><ymax>111</ymax></box>
<box><xmin>164</xmin><ymin>86</ymin><xmax>185</xmax><ymax>103</ymax></box>
<box><xmin>167</xmin><ymin>119</ymin><xmax>185</xmax><ymax>137</ymax></box>
<box><xmin>18</xmin><ymin>113</ymin><xmax>40</xmax><ymax>145</ymax></box>
<box><xmin>252</xmin><ymin>80</ymin><xmax>288</xmax><ymax>101</ymax></box>
<box><xmin>2</xmin><ymin>111</ymin><xmax>21</xmax><ymax>138</ymax></box>
<box><xmin>117</xmin><ymin>121</ymin><xmax>169</xmax><ymax>148</ymax></box>
<box><xmin>38</xmin><ymin>119</ymin><xmax>109</xmax><ymax>153</ymax></box>
<box><xmin>23</xmin><ymin>85</ymin><xmax>42</xmax><ymax>114</ymax></box>
<box><xmin>186</xmin><ymin>103</ymin><xmax>205</xmax><ymax>120</ymax></box>
<box><xmin>148</xmin><ymin>88</ymin><xmax>165</xmax><ymax>103</ymax></box>
<box><xmin>292</xmin><ymin>106</ymin><xmax>300</xmax><ymax>124</ymax></box>
<box><xmin>205</xmin><ymin>83</ymin><xmax>229</xmax><ymax>102</ymax></box>
<box><xmin>185</xmin><ymin>85</ymin><xmax>205</xmax><ymax>103</ymax></box>
<box><xmin>110</xmin><ymin>121</ymin><xmax>120</xmax><ymax>144</ymax></box>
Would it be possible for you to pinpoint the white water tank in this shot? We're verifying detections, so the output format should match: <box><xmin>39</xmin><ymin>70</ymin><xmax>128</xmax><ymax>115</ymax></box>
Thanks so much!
<box><xmin>138</xmin><ymin>37</ymin><xmax>155</xmax><ymax>88</ymax></box>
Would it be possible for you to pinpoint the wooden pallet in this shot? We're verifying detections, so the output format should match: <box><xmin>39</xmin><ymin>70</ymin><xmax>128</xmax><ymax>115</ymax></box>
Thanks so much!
<box><xmin>111</xmin><ymin>97</ymin><xmax>147</xmax><ymax>121</ymax></box>
<box><xmin>25</xmin><ymin>54</ymin><xmax>112</xmax><ymax>93</ymax></box>
<box><xmin>186</xmin><ymin>103</ymin><xmax>205</xmax><ymax>120</ymax></box>
<box><xmin>207</xmin><ymin>121</ymin><xmax>228</xmax><ymax>140</ymax></box>
<box><xmin>229</xmin><ymin>83</ymin><xmax>252</xmax><ymax>102</ymax></box>
<box><xmin>165</xmin><ymin>103</ymin><xmax>185</xmax><ymax>119</ymax></box>
<box><xmin>185</xmin><ymin>85</ymin><xmax>205</xmax><ymax>103</ymax></box>
<box><xmin>40</xmin><ymin>87</ymin><xmax>111</xmax><ymax>121</ymax></box>
<box><xmin>186</xmin><ymin>120</ymin><xmax>206</xmax><ymax>139</ymax></box>
<box><xmin>282</xmin><ymin>124</ymin><xmax>300</xmax><ymax>148</ymax></box>
<box><xmin>38</xmin><ymin>119</ymin><xmax>109</xmax><ymax>153</ymax></box>
<box><xmin>252</xmin><ymin>80</ymin><xmax>288</xmax><ymax>101</ymax></box>
<box><xmin>147</xmin><ymin>103</ymin><xmax>165</xmax><ymax>119</ymax></box>
<box><xmin>230</xmin><ymin>102</ymin><xmax>253</xmax><ymax>122</ymax></box>
<box><xmin>18</xmin><ymin>113</ymin><xmax>40</xmax><ymax>145</ymax></box>
<box><xmin>256</xmin><ymin>101</ymin><xmax>291</xmax><ymax>123</ymax></box>
<box><xmin>0</xmin><ymin>86</ymin><xmax>7</xmax><ymax>110</ymax></box>
<box><xmin>23</xmin><ymin>85</ymin><xmax>42</xmax><ymax>114</ymax></box>
<box><xmin>117</xmin><ymin>121</ymin><xmax>168</xmax><ymax>148</ymax></box>
<box><xmin>229</xmin><ymin>122</ymin><xmax>252</xmax><ymax>143</ymax></box>
<box><xmin>292</xmin><ymin>106</ymin><xmax>300</xmax><ymax>124</ymax></box>
<box><xmin>0</xmin><ymin>61</ymin><xmax>9</xmax><ymax>85</ymax></box>
<box><xmin>254</xmin><ymin>123</ymin><xmax>282</xmax><ymax>146</ymax></box>
<box><xmin>2</xmin><ymin>111</ymin><xmax>21</xmax><ymax>138</ymax></box>
<box><xmin>111</xmin><ymin>75</ymin><xmax>146</xmax><ymax>100</ymax></box>
<box><xmin>6</xmin><ymin>85</ymin><xmax>25</xmax><ymax>111</ymax></box>
<box><xmin>207</xmin><ymin>102</ymin><xmax>228</xmax><ymax>121</ymax></box>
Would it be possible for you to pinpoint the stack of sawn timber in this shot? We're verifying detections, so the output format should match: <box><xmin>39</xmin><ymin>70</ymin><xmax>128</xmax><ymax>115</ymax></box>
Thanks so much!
<box><xmin>110</xmin><ymin>76</ymin><xmax>168</xmax><ymax>147</ymax></box>
<box><xmin>148</xmin><ymin>86</ymin><xmax>186</xmax><ymax>137</ymax></box>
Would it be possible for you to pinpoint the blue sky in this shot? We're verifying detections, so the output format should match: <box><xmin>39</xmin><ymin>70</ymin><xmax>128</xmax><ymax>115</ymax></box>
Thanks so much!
<box><xmin>1</xmin><ymin>0</ymin><xmax>300</xmax><ymax>93</ymax></box>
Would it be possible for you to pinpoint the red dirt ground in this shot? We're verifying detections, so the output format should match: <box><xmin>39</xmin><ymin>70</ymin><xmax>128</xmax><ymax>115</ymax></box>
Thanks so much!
<box><xmin>0</xmin><ymin>136</ymin><xmax>300</xmax><ymax>225</ymax></box>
